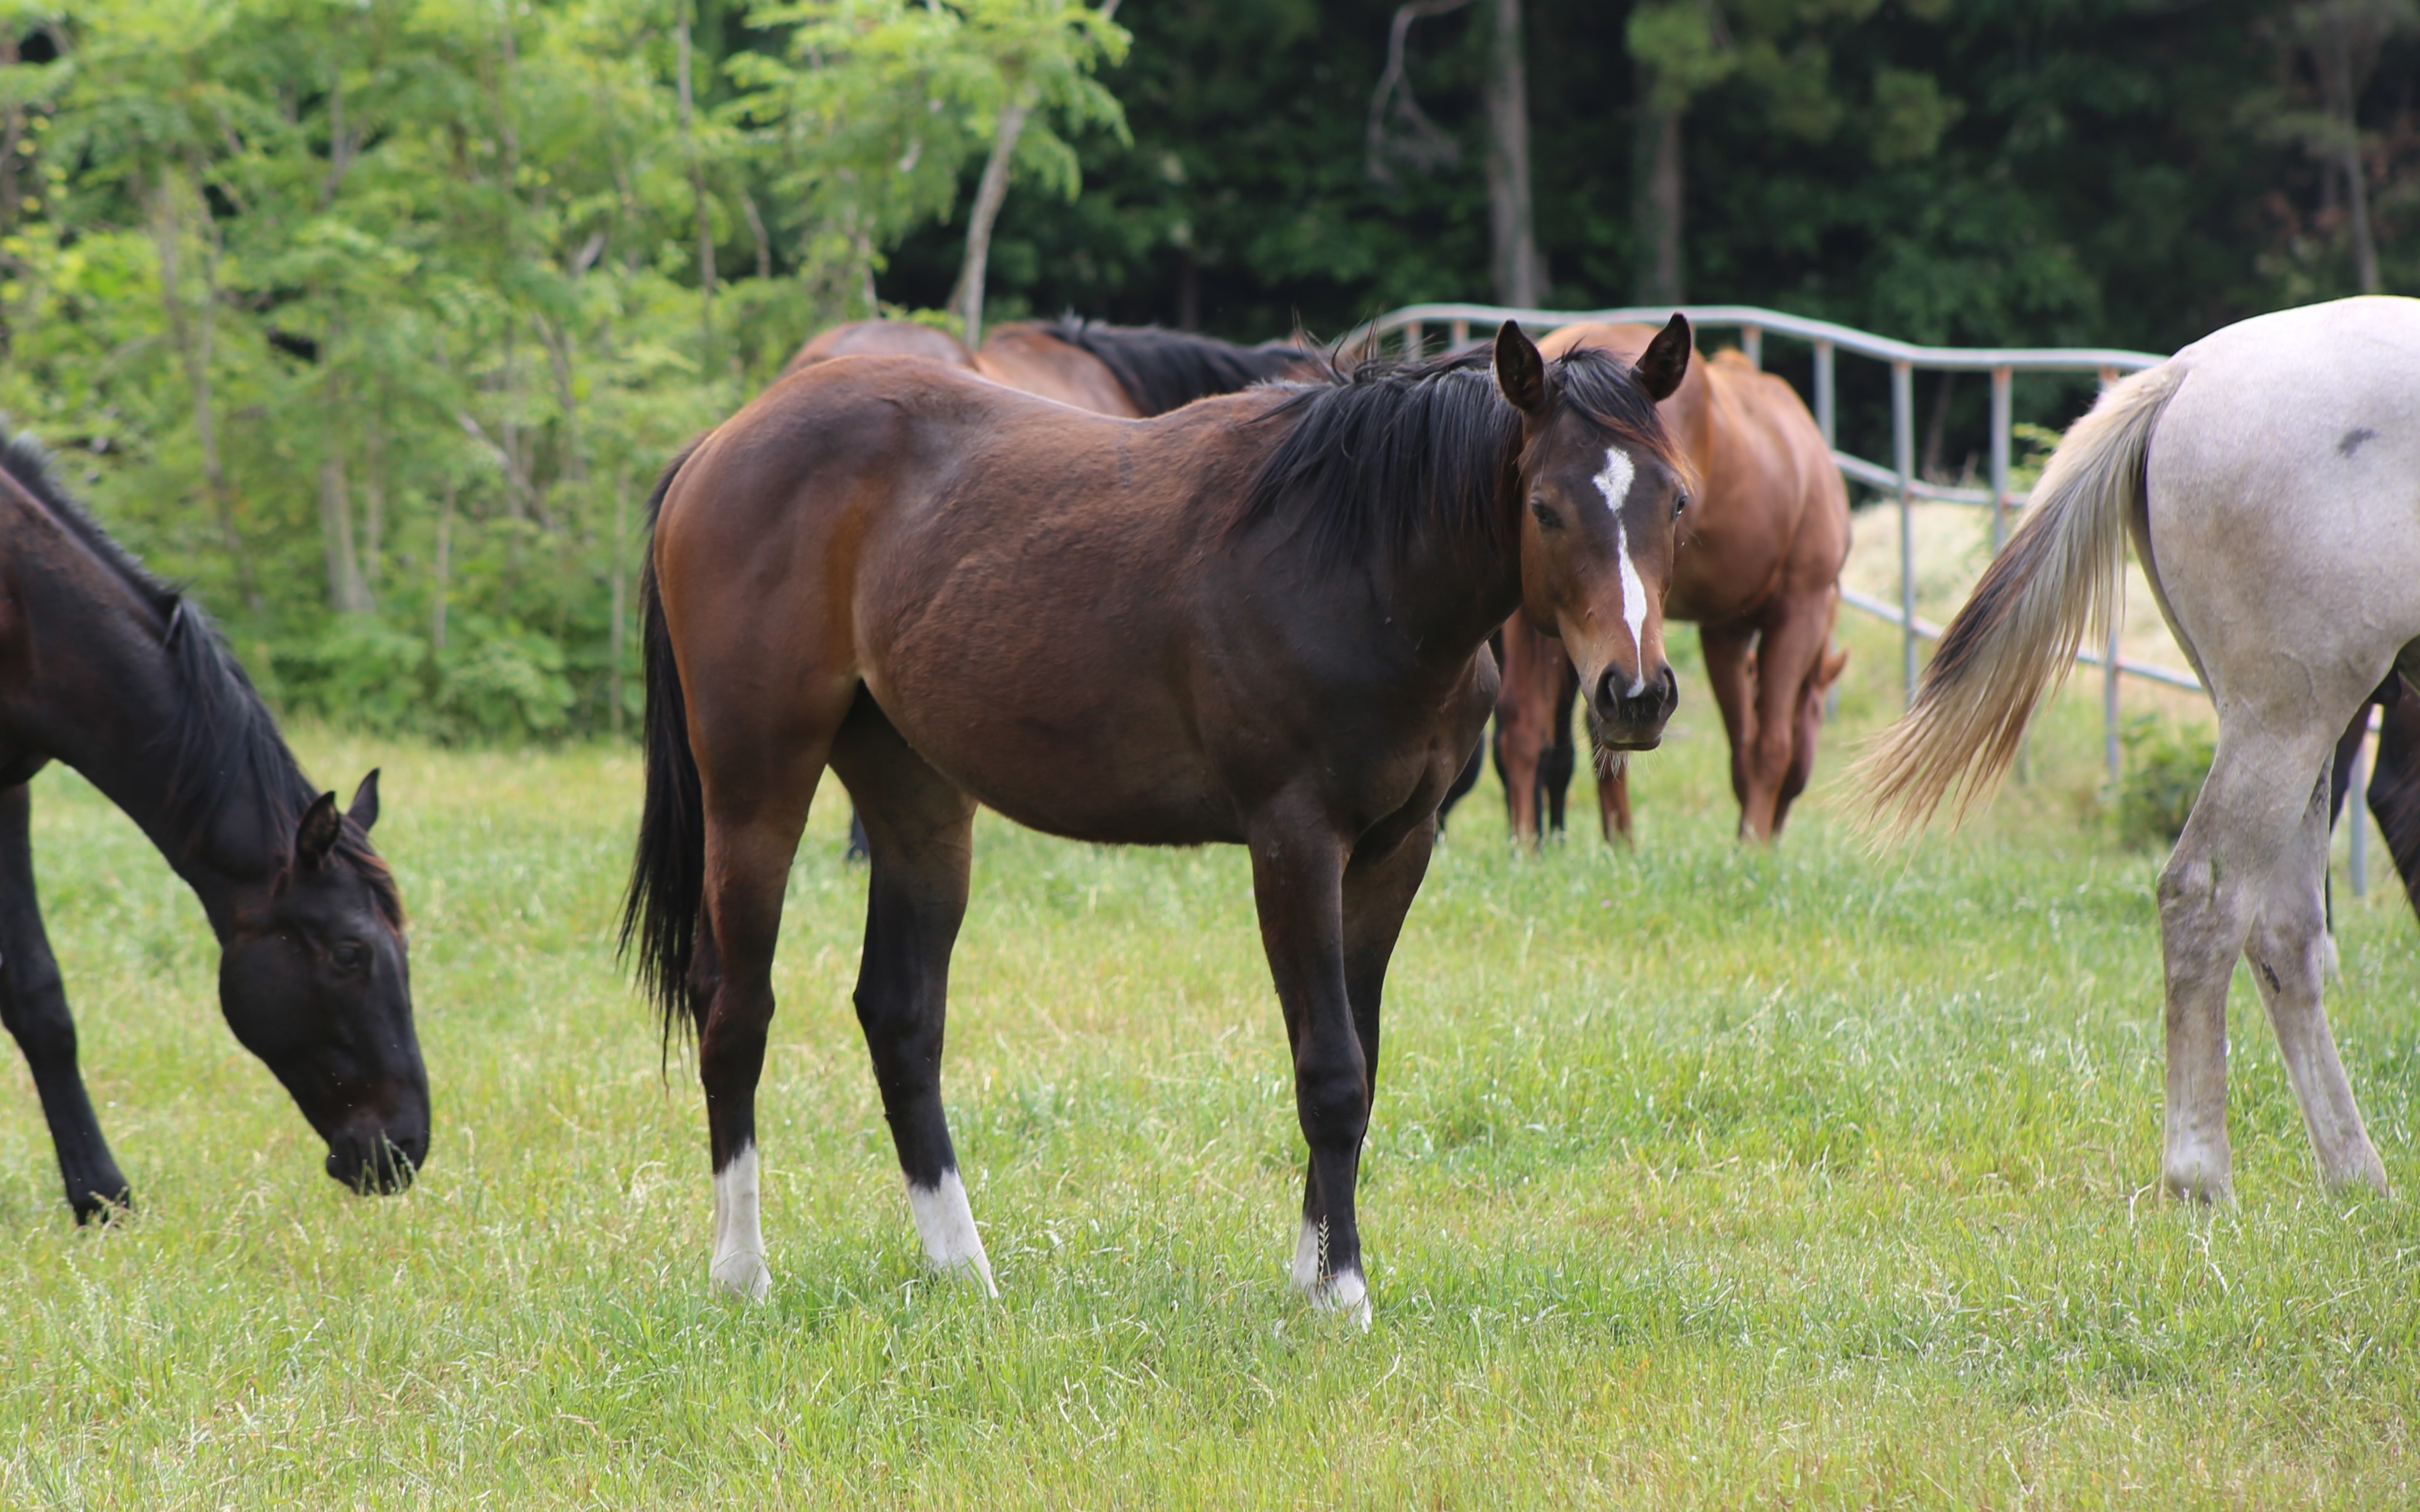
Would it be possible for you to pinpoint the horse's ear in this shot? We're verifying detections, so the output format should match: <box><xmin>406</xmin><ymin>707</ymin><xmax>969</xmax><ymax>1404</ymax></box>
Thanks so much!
<box><xmin>348</xmin><ymin>770</ymin><xmax>382</xmax><ymax>835</ymax></box>
<box><xmin>296</xmin><ymin>792</ymin><xmax>342</xmax><ymax>870</ymax></box>
<box><xmin>1493</xmin><ymin>320</ymin><xmax>1549</xmax><ymax>419</ymax></box>
<box><xmin>1632</xmin><ymin>313</ymin><xmax>1692</xmax><ymax>402</ymax></box>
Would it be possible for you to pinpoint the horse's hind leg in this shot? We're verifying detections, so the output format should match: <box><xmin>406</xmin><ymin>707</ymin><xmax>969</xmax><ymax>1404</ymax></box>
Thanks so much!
<box><xmin>0</xmin><ymin>783</ymin><xmax>129</xmax><ymax>1221</ymax></box>
<box><xmin>827</xmin><ymin>693</ymin><xmax>992</xmax><ymax>1294</ymax></box>
<box><xmin>2156</xmin><ymin>718</ymin><xmax>2344</xmax><ymax>1202</ymax></box>
<box><xmin>2247</xmin><ymin>774</ymin><xmax>2389</xmax><ymax>1192</ymax></box>
<box><xmin>691</xmin><ymin>692</ymin><xmax>844</xmax><ymax>1300</ymax></box>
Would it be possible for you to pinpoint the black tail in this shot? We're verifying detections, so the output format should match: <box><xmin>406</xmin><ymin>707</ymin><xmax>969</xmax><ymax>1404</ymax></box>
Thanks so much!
<box><xmin>619</xmin><ymin>441</ymin><xmax>708</xmax><ymax>1049</ymax></box>
<box><xmin>1038</xmin><ymin>317</ymin><xmax>1317</xmax><ymax>416</ymax></box>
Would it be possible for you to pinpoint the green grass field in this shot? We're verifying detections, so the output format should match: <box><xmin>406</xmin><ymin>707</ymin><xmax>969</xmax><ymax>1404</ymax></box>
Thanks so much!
<box><xmin>2</xmin><ymin>610</ymin><xmax>2416</xmax><ymax>1508</ymax></box>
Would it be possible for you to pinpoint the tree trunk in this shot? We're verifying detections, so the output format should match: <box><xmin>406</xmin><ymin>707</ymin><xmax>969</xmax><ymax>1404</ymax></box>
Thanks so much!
<box><xmin>432</xmin><ymin>480</ymin><xmax>454</xmax><ymax>654</ymax></box>
<box><xmin>949</xmin><ymin>93</ymin><xmax>1031</xmax><ymax>348</ymax></box>
<box><xmin>1630</xmin><ymin>67</ymin><xmax>1684</xmax><ymax>305</ymax></box>
<box><xmin>149</xmin><ymin>166</ymin><xmax>261</xmax><ymax>615</ymax></box>
<box><xmin>2319</xmin><ymin>11</ymin><xmax>2381</xmax><ymax>293</ymax></box>
<box><xmin>1482</xmin><ymin>0</ymin><xmax>1540</xmax><ymax>307</ymax></box>
<box><xmin>319</xmin><ymin>450</ymin><xmax>372</xmax><ymax>614</ymax></box>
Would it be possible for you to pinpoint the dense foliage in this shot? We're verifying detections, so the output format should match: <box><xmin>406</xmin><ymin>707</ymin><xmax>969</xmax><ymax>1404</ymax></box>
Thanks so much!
<box><xmin>0</xmin><ymin>0</ymin><xmax>2409</xmax><ymax>738</ymax></box>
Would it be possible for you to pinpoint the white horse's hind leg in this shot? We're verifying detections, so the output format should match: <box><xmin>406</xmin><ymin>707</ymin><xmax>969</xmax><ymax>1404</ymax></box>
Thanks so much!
<box><xmin>2246</xmin><ymin>775</ymin><xmax>2389</xmax><ymax>1193</ymax></box>
<box><xmin>2155</xmin><ymin>723</ymin><xmax>2338</xmax><ymax>1202</ymax></box>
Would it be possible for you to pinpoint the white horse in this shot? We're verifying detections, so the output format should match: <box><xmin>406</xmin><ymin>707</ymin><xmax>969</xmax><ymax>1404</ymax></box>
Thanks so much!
<box><xmin>1859</xmin><ymin>296</ymin><xmax>2419</xmax><ymax>1202</ymax></box>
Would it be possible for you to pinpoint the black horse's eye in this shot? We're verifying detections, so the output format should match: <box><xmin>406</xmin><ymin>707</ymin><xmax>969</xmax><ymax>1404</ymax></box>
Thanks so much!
<box><xmin>1530</xmin><ymin>499</ymin><xmax>1561</xmax><ymax>529</ymax></box>
<box><xmin>1674</xmin><ymin>490</ymin><xmax>1690</xmax><ymax>519</ymax></box>
<box><xmin>331</xmin><ymin>942</ymin><xmax>369</xmax><ymax>972</ymax></box>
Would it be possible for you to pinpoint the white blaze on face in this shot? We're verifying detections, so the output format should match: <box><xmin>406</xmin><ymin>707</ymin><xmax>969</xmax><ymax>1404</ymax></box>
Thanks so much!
<box><xmin>710</xmin><ymin>1143</ymin><xmax>771</xmax><ymax>1302</ymax></box>
<box><xmin>1593</xmin><ymin>446</ymin><xmax>1650</xmax><ymax>697</ymax></box>
<box><xmin>908</xmin><ymin>1169</ymin><xmax>999</xmax><ymax>1297</ymax></box>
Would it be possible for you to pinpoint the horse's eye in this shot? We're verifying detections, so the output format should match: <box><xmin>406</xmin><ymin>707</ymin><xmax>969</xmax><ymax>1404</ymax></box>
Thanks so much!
<box><xmin>332</xmin><ymin>942</ymin><xmax>369</xmax><ymax>972</ymax></box>
<box><xmin>1530</xmin><ymin>499</ymin><xmax>1561</xmax><ymax>529</ymax></box>
<box><xmin>1673</xmin><ymin>491</ymin><xmax>1690</xmax><ymax>519</ymax></box>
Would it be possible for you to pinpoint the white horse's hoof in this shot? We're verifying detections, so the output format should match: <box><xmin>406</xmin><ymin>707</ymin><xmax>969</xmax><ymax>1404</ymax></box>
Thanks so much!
<box><xmin>1301</xmin><ymin>1267</ymin><xmax>1371</xmax><ymax>1330</ymax></box>
<box><xmin>710</xmin><ymin>1250</ymin><xmax>772</xmax><ymax>1302</ymax></box>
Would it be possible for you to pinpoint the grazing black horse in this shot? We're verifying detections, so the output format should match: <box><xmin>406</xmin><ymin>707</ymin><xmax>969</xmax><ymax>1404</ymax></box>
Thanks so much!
<box><xmin>0</xmin><ymin>433</ymin><xmax>427</xmax><ymax>1217</ymax></box>
<box><xmin>2331</xmin><ymin>675</ymin><xmax>2420</xmax><ymax>922</ymax></box>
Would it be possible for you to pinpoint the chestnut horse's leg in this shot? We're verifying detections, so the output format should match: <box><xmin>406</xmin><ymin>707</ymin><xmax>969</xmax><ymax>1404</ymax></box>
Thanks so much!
<box><xmin>1494</xmin><ymin>620</ymin><xmax>1562</xmax><ymax>846</ymax></box>
<box><xmin>1748</xmin><ymin>595</ymin><xmax>1835</xmax><ymax>840</ymax></box>
<box><xmin>0</xmin><ymin>783</ymin><xmax>130</xmax><ymax>1221</ymax></box>
<box><xmin>1539</xmin><ymin>657</ymin><xmax>1580</xmax><ymax>836</ymax></box>
<box><xmin>1698</xmin><ymin>620</ymin><xmax>1759</xmax><ymax>828</ymax></box>
<box><xmin>1249</xmin><ymin>808</ymin><xmax>1370</xmax><ymax>1321</ymax></box>
<box><xmin>1595</xmin><ymin>755</ymin><xmax>1633</xmax><ymax>844</ymax></box>
<box><xmin>826</xmin><ymin>693</ymin><xmax>992</xmax><ymax>1294</ymax></box>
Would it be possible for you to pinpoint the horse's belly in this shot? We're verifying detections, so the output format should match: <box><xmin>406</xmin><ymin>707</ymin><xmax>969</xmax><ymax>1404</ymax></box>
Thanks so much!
<box><xmin>875</xmin><ymin>681</ymin><xmax>1242</xmax><ymax>846</ymax></box>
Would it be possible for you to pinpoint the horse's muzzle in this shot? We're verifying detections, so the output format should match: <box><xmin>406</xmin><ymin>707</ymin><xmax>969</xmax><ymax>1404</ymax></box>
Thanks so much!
<box><xmin>325</xmin><ymin>1123</ymin><xmax>429</xmax><ymax>1195</ymax></box>
<box><xmin>1589</xmin><ymin>664</ymin><xmax>1679</xmax><ymax>750</ymax></box>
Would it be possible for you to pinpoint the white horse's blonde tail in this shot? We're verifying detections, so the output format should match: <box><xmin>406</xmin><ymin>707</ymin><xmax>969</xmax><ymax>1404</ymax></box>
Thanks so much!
<box><xmin>1855</xmin><ymin>360</ymin><xmax>2186</xmax><ymax>839</ymax></box>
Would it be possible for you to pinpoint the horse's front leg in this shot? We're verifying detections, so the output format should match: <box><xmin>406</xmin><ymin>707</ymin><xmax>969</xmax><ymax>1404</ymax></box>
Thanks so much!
<box><xmin>0</xmin><ymin>783</ymin><xmax>129</xmax><ymax>1221</ymax></box>
<box><xmin>1248</xmin><ymin>807</ymin><xmax>1370</xmax><ymax>1322</ymax></box>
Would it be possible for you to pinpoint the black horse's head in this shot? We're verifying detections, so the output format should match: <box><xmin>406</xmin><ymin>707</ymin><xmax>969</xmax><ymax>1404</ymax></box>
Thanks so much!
<box><xmin>216</xmin><ymin>771</ymin><xmax>428</xmax><ymax>1192</ymax></box>
<box><xmin>1496</xmin><ymin>316</ymin><xmax>1693</xmax><ymax>750</ymax></box>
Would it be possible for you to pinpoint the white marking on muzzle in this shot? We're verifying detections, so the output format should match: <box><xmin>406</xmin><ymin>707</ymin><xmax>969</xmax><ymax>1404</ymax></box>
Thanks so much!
<box><xmin>1593</xmin><ymin>447</ymin><xmax>1650</xmax><ymax>699</ymax></box>
<box><xmin>908</xmin><ymin>1169</ymin><xmax>999</xmax><ymax>1297</ymax></box>
<box><xmin>710</xmin><ymin>1144</ymin><xmax>771</xmax><ymax>1302</ymax></box>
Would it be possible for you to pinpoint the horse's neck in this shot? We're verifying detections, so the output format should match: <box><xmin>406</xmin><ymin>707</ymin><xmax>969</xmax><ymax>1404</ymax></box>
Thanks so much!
<box><xmin>5</xmin><ymin>521</ymin><xmax>281</xmax><ymax>934</ymax></box>
<box><xmin>1387</xmin><ymin>492</ymin><xmax>1529</xmax><ymax>667</ymax></box>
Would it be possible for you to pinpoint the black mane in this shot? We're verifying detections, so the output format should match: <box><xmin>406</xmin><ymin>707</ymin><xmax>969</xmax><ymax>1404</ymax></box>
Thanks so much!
<box><xmin>1233</xmin><ymin>345</ymin><xmax>1674</xmax><ymax>572</ymax></box>
<box><xmin>1038</xmin><ymin>318</ymin><xmax>1314</xmax><ymax>416</ymax></box>
<box><xmin>0</xmin><ymin>433</ymin><xmax>400</xmax><ymax>922</ymax></box>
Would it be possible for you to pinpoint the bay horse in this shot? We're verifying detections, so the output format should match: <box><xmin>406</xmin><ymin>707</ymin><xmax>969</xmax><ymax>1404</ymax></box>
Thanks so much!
<box><xmin>1859</xmin><ymin>296</ymin><xmax>2420</xmax><ymax>1203</ymax></box>
<box><xmin>783</xmin><ymin>316</ymin><xmax>1317</xmax><ymax>417</ymax></box>
<box><xmin>0</xmin><ymin>433</ymin><xmax>427</xmax><ymax>1217</ymax></box>
<box><xmin>623</xmin><ymin>318</ymin><xmax>1694</xmax><ymax>1317</ymax></box>
<box><xmin>1442</xmin><ymin>326</ymin><xmax>1849</xmax><ymax>845</ymax></box>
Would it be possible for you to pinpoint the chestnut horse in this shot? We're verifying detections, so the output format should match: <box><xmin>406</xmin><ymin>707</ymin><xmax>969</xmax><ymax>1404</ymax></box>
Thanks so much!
<box><xmin>783</xmin><ymin>316</ymin><xmax>1316</xmax><ymax>416</ymax></box>
<box><xmin>623</xmin><ymin>319</ymin><xmax>1693</xmax><ymax>1318</ymax></box>
<box><xmin>1444</xmin><ymin>325</ymin><xmax>1849</xmax><ymax>844</ymax></box>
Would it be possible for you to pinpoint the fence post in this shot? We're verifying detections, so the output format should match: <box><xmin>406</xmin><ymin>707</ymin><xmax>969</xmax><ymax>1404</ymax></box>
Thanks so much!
<box><xmin>1450</xmin><ymin>318</ymin><xmax>1470</xmax><ymax>350</ymax></box>
<box><xmin>2099</xmin><ymin>366</ymin><xmax>2121</xmax><ymax>782</ymax></box>
<box><xmin>1401</xmin><ymin>320</ymin><xmax>1423</xmax><ymax>359</ymax></box>
<box><xmin>1893</xmin><ymin>359</ymin><xmax>1916</xmax><ymax>706</ymax></box>
<box><xmin>1741</xmin><ymin>325</ymin><xmax>1762</xmax><ymax>370</ymax></box>
<box><xmin>1814</xmin><ymin>340</ymin><xmax>1836</xmax><ymax>448</ymax></box>
<box><xmin>1989</xmin><ymin>365</ymin><xmax>2013</xmax><ymax>554</ymax></box>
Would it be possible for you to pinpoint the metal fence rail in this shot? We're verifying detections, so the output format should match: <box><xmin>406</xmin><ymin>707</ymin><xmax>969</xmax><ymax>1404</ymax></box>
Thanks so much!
<box><xmin>1351</xmin><ymin>303</ymin><xmax>2192</xmax><ymax>775</ymax></box>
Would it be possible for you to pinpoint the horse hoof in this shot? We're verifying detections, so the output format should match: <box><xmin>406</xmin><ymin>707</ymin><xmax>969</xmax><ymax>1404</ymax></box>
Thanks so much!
<box><xmin>931</xmin><ymin>1253</ymin><xmax>1000</xmax><ymax>1299</ymax></box>
<box><xmin>1301</xmin><ymin>1268</ymin><xmax>1371</xmax><ymax>1331</ymax></box>
<box><xmin>711</xmin><ymin>1250</ymin><xmax>772</xmax><ymax>1302</ymax></box>
<box><xmin>2160</xmin><ymin>1169</ymin><xmax>2233</xmax><ymax>1206</ymax></box>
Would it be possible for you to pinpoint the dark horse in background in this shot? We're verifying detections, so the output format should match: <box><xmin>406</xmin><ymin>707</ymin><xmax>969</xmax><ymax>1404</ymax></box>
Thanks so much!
<box><xmin>783</xmin><ymin>315</ymin><xmax>1319</xmax><ymax>416</ymax></box>
<box><xmin>0</xmin><ymin>433</ymin><xmax>427</xmax><ymax>1218</ymax></box>
<box><xmin>2333</xmin><ymin>676</ymin><xmax>2420</xmax><ymax>922</ymax></box>
<box><xmin>625</xmin><ymin>319</ymin><xmax>1694</xmax><ymax>1319</ymax></box>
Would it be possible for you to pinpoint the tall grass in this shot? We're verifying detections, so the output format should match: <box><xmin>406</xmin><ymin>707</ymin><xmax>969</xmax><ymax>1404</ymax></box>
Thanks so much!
<box><xmin>0</xmin><ymin>611</ymin><xmax>2414</xmax><ymax>1507</ymax></box>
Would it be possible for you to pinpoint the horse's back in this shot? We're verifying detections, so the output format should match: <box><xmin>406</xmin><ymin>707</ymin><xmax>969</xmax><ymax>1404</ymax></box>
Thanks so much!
<box><xmin>2147</xmin><ymin>297</ymin><xmax>2420</xmax><ymax>703</ymax></box>
<box><xmin>655</xmin><ymin>358</ymin><xmax>1258</xmax><ymax>841</ymax></box>
<box><xmin>781</xmin><ymin>319</ymin><xmax>976</xmax><ymax>379</ymax></box>
<box><xmin>974</xmin><ymin>326</ymin><xmax>1144</xmax><ymax>417</ymax></box>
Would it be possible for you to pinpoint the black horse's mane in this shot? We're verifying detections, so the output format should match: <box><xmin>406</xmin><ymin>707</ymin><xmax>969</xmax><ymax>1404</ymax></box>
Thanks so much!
<box><xmin>0</xmin><ymin>432</ymin><xmax>399</xmax><ymax>922</ymax></box>
<box><xmin>1036</xmin><ymin>317</ymin><xmax>1313</xmax><ymax>416</ymax></box>
<box><xmin>1234</xmin><ymin>345</ymin><xmax>1676</xmax><ymax>572</ymax></box>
